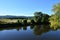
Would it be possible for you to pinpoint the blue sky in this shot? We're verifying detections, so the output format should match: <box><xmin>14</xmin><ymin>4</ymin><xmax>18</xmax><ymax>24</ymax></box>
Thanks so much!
<box><xmin>0</xmin><ymin>0</ymin><xmax>60</xmax><ymax>16</ymax></box>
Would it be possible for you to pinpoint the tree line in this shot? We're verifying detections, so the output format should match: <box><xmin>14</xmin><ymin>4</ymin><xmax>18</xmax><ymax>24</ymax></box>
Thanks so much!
<box><xmin>27</xmin><ymin>2</ymin><xmax>60</xmax><ymax>29</ymax></box>
<box><xmin>0</xmin><ymin>2</ymin><xmax>60</xmax><ymax>29</ymax></box>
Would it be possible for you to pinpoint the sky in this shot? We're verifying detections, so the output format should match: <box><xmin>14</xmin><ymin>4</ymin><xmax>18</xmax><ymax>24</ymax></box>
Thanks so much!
<box><xmin>0</xmin><ymin>0</ymin><xmax>60</xmax><ymax>16</ymax></box>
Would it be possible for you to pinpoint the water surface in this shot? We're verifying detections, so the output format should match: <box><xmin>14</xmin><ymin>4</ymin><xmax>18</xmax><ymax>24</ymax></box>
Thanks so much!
<box><xmin>0</xmin><ymin>25</ymin><xmax>60</xmax><ymax>40</ymax></box>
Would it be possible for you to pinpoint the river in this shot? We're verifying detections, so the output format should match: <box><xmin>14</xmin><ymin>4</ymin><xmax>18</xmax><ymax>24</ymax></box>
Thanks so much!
<box><xmin>0</xmin><ymin>25</ymin><xmax>60</xmax><ymax>40</ymax></box>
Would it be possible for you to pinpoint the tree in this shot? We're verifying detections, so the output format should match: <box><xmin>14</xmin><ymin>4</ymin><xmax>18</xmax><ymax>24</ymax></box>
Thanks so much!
<box><xmin>34</xmin><ymin>12</ymin><xmax>50</xmax><ymax>24</ymax></box>
<box><xmin>41</xmin><ymin>14</ymin><xmax>50</xmax><ymax>24</ymax></box>
<box><xmin>22</xmin><ymin>19</ymin><xmax>27</xmax><ymax>25</ymax></box>
<box><xmin>34</xmin><ymin>12</ymin><xmax>43</xmax><ymax>23</ymax></box>
<box><xmin>49</xmin><ymin>2</ymin><xmax>60</xmax><ymax>29</ymax></box>
<box><xmin>34</xmin><ymin>12</ymin><xmax>43</xmax><ymax>17</ymax></box>
<box><xmin>30</xmin><ymin>19</ymin><xmax>35</xmax><ymax>24</ymax></box>
<box><xmin>52</xmin><ymin>3</ymin><xmax>60</xmax><ymax>13</ymax></box>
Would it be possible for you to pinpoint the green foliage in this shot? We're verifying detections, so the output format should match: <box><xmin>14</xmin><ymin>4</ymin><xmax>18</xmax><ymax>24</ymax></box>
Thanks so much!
<box><xmin>34</xmin><ymin>12</ymin><xmax>50</xmax><ymax>24</ymax></box>
<box><xmin>49</xmin><ymin>14</ymin><xmax>60</xmax><ymax>29</ymax></box>
<box><xmin>52</xmin><ymin>3</ymin><xmax>60</xmax><ymax>13</ymax></box>
<box><xmin>30</xmin><ymin>19</ymin><xmax>35</xmax><ymax>24</ymax></box>
<box><xmin>34</xmin><ymin>16</ymin><xmax>41</xmax><ymax>23</ymax></box>
<box><xmin>34</xmin><ymin>12</ymin><xmax>43</xmax><ymax>23</ymax></box>
<box><xmin>17</xmin><ymin>20</ymin><xmax>20</xmax><ymax>23</ymax></box>
<box><xmin>22</xmin><ymin>19</ymin><xmax>27</xmax><ymax>24</ymax></box>
<box><xmin>49</xmin><ymin>2</ymin><xmax>60</xmax><ymax>29</ymax></box>
<box><xmin>41</xmin><ymin>14</ymin><xmax>50</xmax><ymax>23</ymax></box>
<box><xmin>34</xmin><ymin>12</ymin><xmax>43</xmax><ymax>16</ymax></box>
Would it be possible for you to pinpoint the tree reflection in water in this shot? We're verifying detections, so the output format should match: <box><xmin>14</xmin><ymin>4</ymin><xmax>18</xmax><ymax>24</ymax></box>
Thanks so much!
<box><xmin>33</xmin><ymin>25</ymin><xmax>50</xmax><ymax>35</ymax></box>
<box><xmin>16</xmin><ymin>26</ymin><xmax>22</xmax><ymax>31</ymax></box>
<box><xmin>0</xmin><ymin>24</ymin><xmax>51</xmax><ymax>35</ymax></box>
<box><xmin>22</xmin><ymin>26</ymin><xmax>27</xmax><ymax>30</ymax></box>
<box><xmin>30</xmin><ymin>25</ymin><xmax>35</xmax><ymax>29</ymax></box>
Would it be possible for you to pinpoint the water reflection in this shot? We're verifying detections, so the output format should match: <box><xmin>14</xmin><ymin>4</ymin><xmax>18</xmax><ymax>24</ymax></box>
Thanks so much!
<box><xmin>33</xmin><ymin>25</ymin><xmax>50</xmax><ymax>35</ymax></box>
<box><xmin>0</xmin><ymin>24</ymin><xmax>60</xmax><ymax>40</ymax></box>
<box><xmin>30</xmin><ymin>25</ymin><xmax>35</xmax><ymax>29</ymax></box>
<box><xmin>0</xmin><ymin>24</ymin><xmax>50</xmax><ymax>36</ymax></box>
<box><xmin>22</xmin><ymin>26</ymin><xmax>27</xmax><ymax>30</ymax></box>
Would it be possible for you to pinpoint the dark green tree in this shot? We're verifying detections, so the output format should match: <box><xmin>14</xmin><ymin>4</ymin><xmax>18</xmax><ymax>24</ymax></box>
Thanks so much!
<box><xmin>30</xmin><ymin>19</ymin><xmax>35</xmax><ymax>24</ymax></box>
<box><xmin>22</xmin><ymin>19</ymin><xmax>27</xmax><ymax>25</ymax></box>
<box><xmin>41</xmin><ymin>14</ymin><xmax>50</xmax><ymax>24</ymax></box>
<box><xmin>34</xmin><ymin>12</ymin><xmax>43</xmax><ymax>23</ymax></box>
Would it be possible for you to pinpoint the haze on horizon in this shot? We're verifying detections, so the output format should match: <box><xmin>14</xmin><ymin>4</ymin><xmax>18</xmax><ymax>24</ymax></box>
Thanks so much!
<box><xmin>0</xmin><ymin>0</ymin><xmax>60</xmax><ymax>16</ymax></box>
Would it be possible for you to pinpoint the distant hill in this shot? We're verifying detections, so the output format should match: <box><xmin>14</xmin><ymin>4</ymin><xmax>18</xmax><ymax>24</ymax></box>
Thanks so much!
<box><xmin>0</xmin><ymin>15</ymin><xmax>33</xmax><ymax>19</ymax></box>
